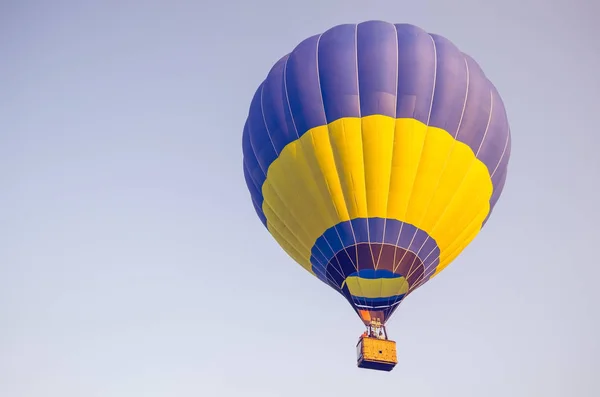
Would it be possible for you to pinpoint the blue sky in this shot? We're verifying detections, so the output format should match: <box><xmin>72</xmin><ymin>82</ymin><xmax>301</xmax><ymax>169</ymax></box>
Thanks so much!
<box><xmin>1</xmin><ymin>1</ymin><xmax>599</xmax><ymax>396</ymax></box>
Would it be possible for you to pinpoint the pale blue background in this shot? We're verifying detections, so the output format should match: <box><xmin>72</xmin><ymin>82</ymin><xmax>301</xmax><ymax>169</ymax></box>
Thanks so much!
<box><xmin>2</xmin><ymin>1</ymin><xmax>599</xmax><ymax>396</ymax></box>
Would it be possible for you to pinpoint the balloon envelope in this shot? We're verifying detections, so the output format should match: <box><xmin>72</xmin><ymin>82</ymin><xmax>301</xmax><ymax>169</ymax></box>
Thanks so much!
<box><xmin>242</xmin><ymin>21</ymin><xmax>511</xmax><ymax>325</ymax></box>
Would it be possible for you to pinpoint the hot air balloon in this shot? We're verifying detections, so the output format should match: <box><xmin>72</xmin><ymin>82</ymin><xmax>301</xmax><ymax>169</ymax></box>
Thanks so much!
<box><xmin>242</xmin><ymin>21</ymin><xmax>511</xmax><ymax>372</ymax></box>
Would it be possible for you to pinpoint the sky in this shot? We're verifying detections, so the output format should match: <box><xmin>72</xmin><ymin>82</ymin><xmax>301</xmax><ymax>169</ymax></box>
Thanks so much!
<box><xmin>1</xmin><ymin>1</ymin><xmax>599</xmax><ymax>396</ymax></box>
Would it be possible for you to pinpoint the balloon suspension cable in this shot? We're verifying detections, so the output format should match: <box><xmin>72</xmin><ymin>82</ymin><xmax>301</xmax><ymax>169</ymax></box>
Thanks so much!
<box><xmin>365</xmin><ymin>318</ymin><xmax>388</xmax><ymax>340</ymax></box>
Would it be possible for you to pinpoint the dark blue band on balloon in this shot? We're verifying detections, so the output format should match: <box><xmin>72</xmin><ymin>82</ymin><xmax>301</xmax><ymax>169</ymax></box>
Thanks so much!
<box><xmin>309</xmin><ymin>218</ymin><xmax>440</xmax><ymax>286</ymax></box>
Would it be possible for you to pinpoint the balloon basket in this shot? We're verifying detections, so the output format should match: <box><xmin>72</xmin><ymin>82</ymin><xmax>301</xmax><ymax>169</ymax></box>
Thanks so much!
<box><xmin>356</xmin><ymin>334</ymin><xmax>398</xmax><ymax>372</ymax></box>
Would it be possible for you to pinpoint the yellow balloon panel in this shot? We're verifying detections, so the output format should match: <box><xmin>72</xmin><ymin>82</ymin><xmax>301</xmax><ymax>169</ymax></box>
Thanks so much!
<box><xmin>262</xmin><ymin>115</ymin><xmax>493</xmax><ymax>279</ymax></box>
